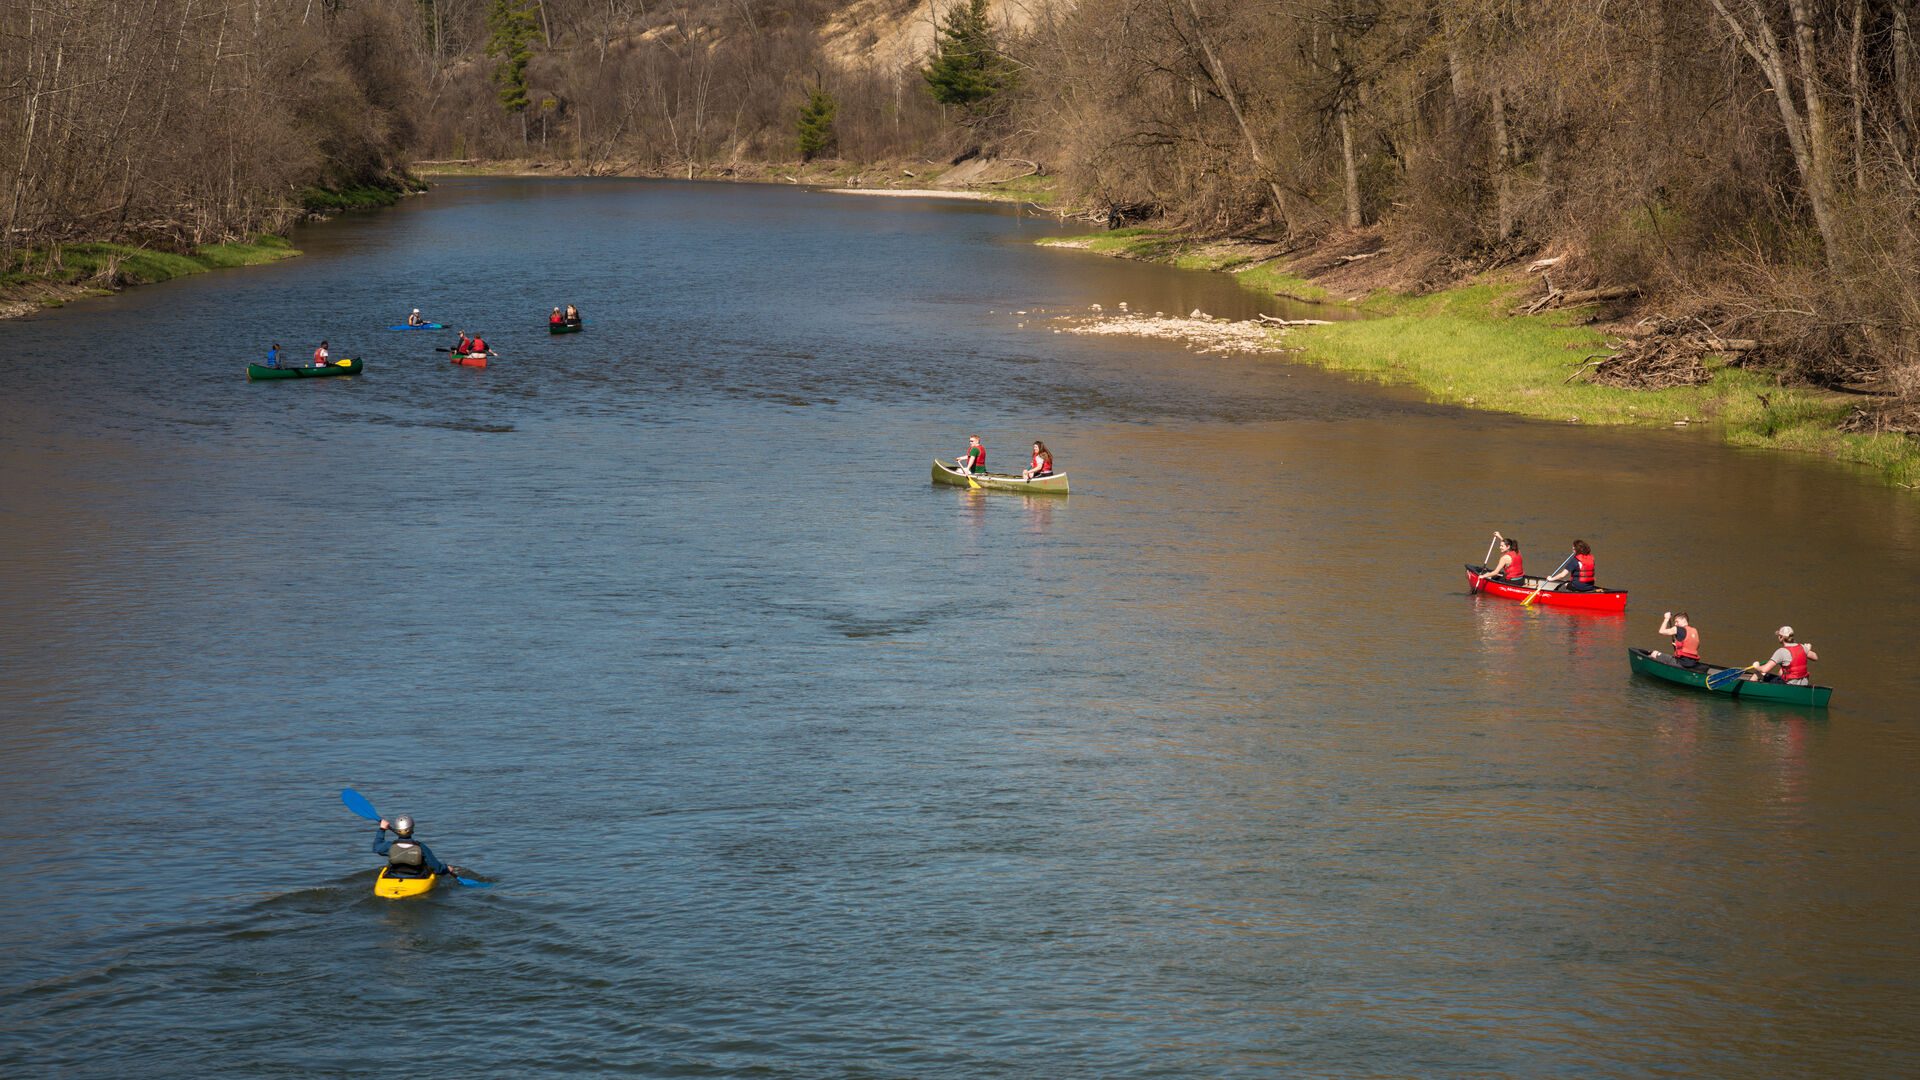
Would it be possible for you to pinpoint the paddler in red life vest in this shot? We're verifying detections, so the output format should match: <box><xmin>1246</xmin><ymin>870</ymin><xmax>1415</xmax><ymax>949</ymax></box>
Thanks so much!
<box><xmin>454</xmin><ymin>331</ymin><xmax>472</xmax><ymax>354</ymax></box>
<box><xmin>1651</xmin><ymin>611</ymin><xmax>1703</xmax><ymax>669</ymax></box>
<box><xmin>1022</xmin><ymin>440</ymin><xmax>1054</xmax><ymax>480</ymax></box>
<box><xmin>550</xmin><ymin>307</ymin><xmax>564</xmax><ymax>326</ymax></box>
<box><xmin>1753</xmin><ymin>626</ymin><xmax>1818</xmax><ymax>685</ymax></box>
<box><xmin>1486</xmin><ymin>532</ymin><xmax>1523</xmax><ymax>582</ymax></box>
<box><xmin>313</xmin><ymin>340</ymin><xmax>331</xmax><ymax>367</ymax></box>
<box><xmin>1543</xmin><ymin>539</ymin><xmax>1598</xmax><ymax>592</ymax></box>
<box><xmin>469</xmin><ymin>333</ymin><xmax>488</xmax><ymax>355</ymax></box>
<box><xmin>955</xmin><ymin>436</ymin><xmax>986</xmax><ymax>474</ymax></box>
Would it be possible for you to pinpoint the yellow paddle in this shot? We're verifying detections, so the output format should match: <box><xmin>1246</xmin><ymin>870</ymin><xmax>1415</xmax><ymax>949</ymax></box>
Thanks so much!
<box><xmin>967</xmin><ymin>474</ymin><xmax>981</xmax><ymax>489</ymax></box>
<box><xmin>335</xmin><ymin>358</ymin><xmax>354</xmax><ymax>367</ymax></box>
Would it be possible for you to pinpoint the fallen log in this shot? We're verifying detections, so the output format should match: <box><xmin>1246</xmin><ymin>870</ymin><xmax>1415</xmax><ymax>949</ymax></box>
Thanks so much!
<box><xmin>1256</xmin><ymin>314</ymin><xmax>1334</xmax><ymax>326</ymax></box>
<box><xmin>1561</xmin><ymin>285</ymin><xmax>1640</xmax><ymax>305</ymax></box>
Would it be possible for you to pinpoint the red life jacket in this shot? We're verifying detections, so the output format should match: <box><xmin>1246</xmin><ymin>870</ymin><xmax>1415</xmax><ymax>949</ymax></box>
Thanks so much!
<box><xmin>1782</xmin><ymin>643</ymin><xmax>1808</xmax><ymax>680</ymax></box>
<box><xmin>470</xmin><ymin>337</ymin><xmax>487</xmax><ymax>353</ymax></box>
<box><xmin>1573</xmin><ymin>552</ymin><xmax>1595</xmax><ymax>585</ymax></box>
<box><xmin>456</xmin><ymin>336</ymin><xmax>471</xmax><ymax>352</ymax></box>
<box><xmin>1505</xmin><ymin>551</ymin><xmax>1523</xmax><ymax>579</ymax></box>
<box><xmin>1031</xmin><ymin>453</ymin><xmax>1049</xmax><ymax>474</ymax></box>
<box><xmin>550</xmin><ymin>312</ymin><xmax>563</xmax><ymax>324</ymax></box>
<box><xmin>313</xmin><ymin>347</ymin><xmax>328</xmax><ymax>365</ymax></box>
<box><xmin>966</xmin><ymin>446</ymin><xmax>984</xmax><ymax>469</ymax></box>
<box><xmin>1673</xmin><ymin>625</ymin><xmax>1699</xmax><ymax>660</ymax></box>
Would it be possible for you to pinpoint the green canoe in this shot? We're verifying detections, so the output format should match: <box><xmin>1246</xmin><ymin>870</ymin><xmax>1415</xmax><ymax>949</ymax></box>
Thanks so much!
<box><xmin>248</xmin><ymin>358</ymin><xmax>362</xmax><ymax>380</ymax></box>
<box><xmin>931</xmin><ymin>458</ymin><xmax>1069</xmax><ymax>494</ymax></box>
<box><xmin>1627</xmin><ymin>647</ymin><xmax>1832</xmax><ymax>707</ymax></box>
<box><xmin>549</xmin><ymin>322</ymin><xmax>582</xmax><ymax>333</ymax></box>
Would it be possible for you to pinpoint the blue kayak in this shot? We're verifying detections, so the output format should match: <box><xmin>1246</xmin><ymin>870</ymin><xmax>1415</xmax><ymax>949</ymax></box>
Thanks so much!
<box><xmin>388</xmin><ymin>322</ymin><xmax>445</xmax><ymax>331</ymax></box>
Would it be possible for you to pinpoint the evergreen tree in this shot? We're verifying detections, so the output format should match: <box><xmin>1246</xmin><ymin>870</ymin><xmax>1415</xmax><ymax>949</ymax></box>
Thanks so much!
<box><xmin>921</xmin><ymin>0</ymin><xmax>1015</xmax><ymax>118</ymax></box>
<box><xmin>795</xmin><ymin>87</ymin><xmax>838</xmax><ymax>161</ymax></box>
<box><xmin>485</xmin><ymin>0</ymin><xmax>539</xmax><ymax>122</ymax></box>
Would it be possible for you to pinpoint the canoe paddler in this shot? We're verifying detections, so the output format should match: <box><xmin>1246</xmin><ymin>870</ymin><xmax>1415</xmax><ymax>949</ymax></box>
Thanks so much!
<box><xmin>408</xmin><ymin>308</ymin><xmax>426</xmax><ymax>327</ymax></box>
<box><xmin>373</xmin><ymin>814</ymin><xmax>449</xmax><ymax>878</ymax></box>
<box><xmin>469</xmin><ymin>333</ymin><xmax>489</xmax><ymax>354</ymax></box>
<box><xmin>1022</xmin><ymin>440</ymin><xmax>1054</xmax><ymax>480</ymax></box>
<box><xmin>550</xmin><ymin>307</ymin><xmax>564</xmax><ymax>326</ymax></box>
<box><xmin>267</xmin><ymin>343</ymin><xmax>281</xmax><ymax>369</ymax></box>
<box><xmin>564</xmin><ymin>304</ymin><xmax>581</xmax><ymax>326</ymax></box>
<box><xmin>313</xmin><ymin>340</ymin><xmax>331</xmax><ymax>367</ymax></box>
<box><xmin>1486</xmin><ymin>532</ymin><xmax>1523</xmax><ymax>582</ymax></box>
<box><xmin>955</xmin><ymin>436</ymin><xmax>986</xmax><ymax>474</ymax></box>
<box><xmin>1543</xmin><ymin>539</ymin><xmax>1597</xmax><ymax>592</ymax></box>
<box><xmin>1651</xmin><ymin>611</ymin><xmax>1703</xmax><ymax>669</ymax></box>
<box><xmin>1752</xmin><ymin>626</ymin><xmax>1818</xmax><ymax>685</ymax></box>
<box><xmin>453</xmin><ymin>330</ymin><xmax>472</xmax><ymax>354</ymax></box>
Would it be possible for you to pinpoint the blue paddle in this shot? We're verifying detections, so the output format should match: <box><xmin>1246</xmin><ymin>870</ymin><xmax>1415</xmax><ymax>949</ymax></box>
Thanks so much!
<box><xmin>340</xmin><ymin>788</ymin><xmax>490</xmax><ymax>887</ymax></box>
<box><xmin>1706</xmin><ymin>664</ymin><xmax>1758</xmax><ymax>691</ymax></box>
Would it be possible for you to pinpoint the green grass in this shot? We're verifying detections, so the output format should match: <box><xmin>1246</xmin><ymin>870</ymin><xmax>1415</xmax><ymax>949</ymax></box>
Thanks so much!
<box><xmin>2</xmin><ymin>235</ymin><xmax>300</xmax><ymax>291</ymax></box>
<box><xmin>1231</xmin><ymin>260</ymin><xmax>1329</xmax><ymax>302</ymax></box>
<box><xmin>978</xmin><ymin>172</ymin><xmax>1061</xmax><ymax>206</ymax></box>
<box><xmin>1039</xmin><ymin>228</ymin><xmax>1920</xmax><ymax>490</ymax></box>
<box><xmin>301</xmin><ymin>183</ymin><xmax>410</xmax><ymax>212</ymax></box>
<box><xmin>1288</xmin><ymin>283</ymin><xmax>1920</xmax><ymax>487</ymax></box>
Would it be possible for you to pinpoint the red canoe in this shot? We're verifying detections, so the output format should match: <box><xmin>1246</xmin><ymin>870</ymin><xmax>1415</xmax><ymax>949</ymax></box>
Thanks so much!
<box><xmin>1465</xmin><ymin>564</ymin><xmax>1628</xmax><ymax>612</ymax></box>
<box><xmin>450</xmin><ymin>353</ymin><xmax>488</xmax><ymax>367</ymax></box>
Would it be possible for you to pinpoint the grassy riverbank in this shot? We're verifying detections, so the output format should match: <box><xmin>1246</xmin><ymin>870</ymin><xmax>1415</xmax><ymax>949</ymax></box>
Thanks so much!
<box><xmin>413</xmin><ymin>157</ymin><xmax>1064</xmax><ymax>206</ymax></box>
<box><xmin>1</xmin><ymin>236</ymin><xmax>301</xmax><ymax>316</ymax></box>
<box><xmin>1039</xmin><ymin>230</ymin><xmax>1920</xmax><ymax>490</ymax></box>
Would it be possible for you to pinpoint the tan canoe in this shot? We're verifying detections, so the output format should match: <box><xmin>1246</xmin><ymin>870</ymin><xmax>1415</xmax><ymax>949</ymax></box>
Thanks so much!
<box><xmin>931</xmin><ymin>458</ymin><xmax>1070</xmax><ymax>494</ymax></box>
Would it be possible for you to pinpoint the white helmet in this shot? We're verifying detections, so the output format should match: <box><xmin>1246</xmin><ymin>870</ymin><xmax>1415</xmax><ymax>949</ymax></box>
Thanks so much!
<box><xmin>392</xmin><ymin>815</ymin><xmax>415</xmax><ymax>837</ymax></box>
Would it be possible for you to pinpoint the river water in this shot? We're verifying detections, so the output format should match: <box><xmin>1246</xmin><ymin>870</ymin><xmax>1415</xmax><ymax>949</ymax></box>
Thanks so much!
<box><xmin>2</xmin><ymin>178</ymin><xmax>1917</xmax><ymax>1077</ymax></box>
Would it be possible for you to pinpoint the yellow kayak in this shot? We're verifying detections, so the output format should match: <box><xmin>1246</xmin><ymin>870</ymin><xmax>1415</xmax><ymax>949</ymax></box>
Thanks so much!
<box><xmin>374</xmin><ymin>866</ymin><xmax>438</xmax><ymax>899</ymax></box>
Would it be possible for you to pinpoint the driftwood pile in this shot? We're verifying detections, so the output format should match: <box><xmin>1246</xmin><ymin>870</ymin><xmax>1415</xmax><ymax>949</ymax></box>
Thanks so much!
<box><xmin>1840</xmin><ymin>400</ymin><xmax>1920</xmax><ymax>436</ymax></box>
<box><xmin>1565</xmin><ymin>315</ymin><xmax>1760</xmax><ymax>389</ymax></box>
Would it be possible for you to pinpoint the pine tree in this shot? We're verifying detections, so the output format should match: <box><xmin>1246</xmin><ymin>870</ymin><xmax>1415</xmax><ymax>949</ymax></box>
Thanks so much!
<box><xmin>485</xmin><ymin>0</ymin><xmax>539</xmax><ymax>125</ymax></box>
<box><xmin>795</xmin><ymin>87</ymin><xmax>838</xmax><ymax>161</ymax></box>
<box><xmin>922</xmin><ymin>0</ymin><xmax>1015</xmax><ymax>118</ymax></box>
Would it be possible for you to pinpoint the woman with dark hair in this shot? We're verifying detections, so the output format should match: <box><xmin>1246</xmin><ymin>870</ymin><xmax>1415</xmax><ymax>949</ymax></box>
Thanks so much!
<box><xmin>1544</xmin><ymin>539</ymin><xmax>1597</xmax><ymax>592</ymax></box>
<box><xmin>1487</xmin><ymin>532</ymin><xmax>1523</xmax><ymax>581</ymax></box>
<box><xmin>1022</xmin><ymin>440</ymin><xmax>1054</xmax><ymax>480</ymax></box>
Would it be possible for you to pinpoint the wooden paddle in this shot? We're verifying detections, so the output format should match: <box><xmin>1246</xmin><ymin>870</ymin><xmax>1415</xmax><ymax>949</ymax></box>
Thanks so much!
<box><xmin>1523</xmin><ymin>553</ymin><xmax>1576</xmax><ymax>607</ymax></box>
<box><xmin>1472</xmin><ymin>536</ymin><xmax>1498</xmax><ymax>591</ymax></box>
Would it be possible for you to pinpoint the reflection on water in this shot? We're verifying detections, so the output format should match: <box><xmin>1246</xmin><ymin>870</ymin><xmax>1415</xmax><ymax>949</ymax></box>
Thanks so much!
<box><xmin>1</xmin><ymin>179</ymin><xmax>1918</xmax><ymax>1077</ymax></box>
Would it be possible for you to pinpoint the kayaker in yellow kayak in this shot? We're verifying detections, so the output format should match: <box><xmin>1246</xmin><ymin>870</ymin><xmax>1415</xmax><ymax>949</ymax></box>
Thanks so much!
<box><xmin>373</xmin><ymin>815</ymin><xmax>449</xmax><ymax>879</ymax></box>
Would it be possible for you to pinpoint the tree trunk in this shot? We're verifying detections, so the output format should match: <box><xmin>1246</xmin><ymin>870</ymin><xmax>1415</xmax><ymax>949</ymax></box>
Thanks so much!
<box><xmin>1707</xmin><ymin>0</ymin><xmax>1841</xmax><ymax>270</ymax></box>
<box><xmin>1338</xmin><ymin>95</ymin><xmax>1362</xmax><ymax>228</ymax></box>
<box><xmin>1491</xmin><ymin>85</ymin><xmax>1514</xmax><ymax>241</ymax></box>
<box><xmin>1850</xmin><ymin>0</ymin><xmax>1866</xmax><ymax>191</ymax></box>
<box><xmin>1896</xmin><ymin>4</ymin><xmax>1916</xmax><ymax>156</ymax></box>
<box><xmin>1178</xmin><ymin>0</ymin><xmax>1290</xmax><ymax>226</ymax></box>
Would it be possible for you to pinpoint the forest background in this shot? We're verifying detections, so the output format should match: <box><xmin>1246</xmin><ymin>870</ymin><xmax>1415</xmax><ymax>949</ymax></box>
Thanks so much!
<box><xmin>6</xmin><ymin>0</ymin><xmax>1920</xmax><ymax>427</ymax></box>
